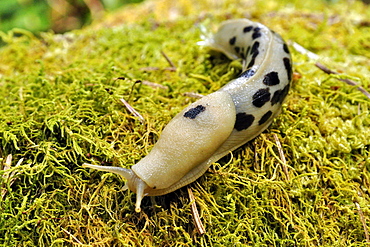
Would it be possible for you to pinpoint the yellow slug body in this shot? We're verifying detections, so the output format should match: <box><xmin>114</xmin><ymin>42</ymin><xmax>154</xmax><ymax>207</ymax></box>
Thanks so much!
<box><xmin>83</xmin><ymin>19</ymin><xmax>292</xmax><ymax>212</ymax></box>
<box><xmin>132</xmin><ymin>91</ymin><xmax>236</xmax><ymax>191</ymax></box>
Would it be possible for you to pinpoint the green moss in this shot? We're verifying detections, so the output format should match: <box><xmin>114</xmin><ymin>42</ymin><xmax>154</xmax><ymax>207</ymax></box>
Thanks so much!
<box><xmin>1</xmin><ymin>0</ymin><xmax>370</xmax><ymax>246</ymax></box>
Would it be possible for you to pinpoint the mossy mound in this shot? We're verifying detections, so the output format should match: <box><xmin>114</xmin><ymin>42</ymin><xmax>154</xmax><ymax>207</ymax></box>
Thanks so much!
<box><xmin>1</xmin><ymin>0</ymin><xmax>369</xmax><ymax>246</ymax></box>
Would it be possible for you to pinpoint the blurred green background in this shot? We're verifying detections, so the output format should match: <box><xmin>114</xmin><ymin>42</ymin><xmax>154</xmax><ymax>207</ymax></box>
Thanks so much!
<box><xmin>0</xmin><ymin>0</ymin><xmax>369</xmax><ymax>34</ymax></box>
<box><xmin>0</xmin><ymin>0</ymin><xmax>144</xmax><ymax>33</ymax></box>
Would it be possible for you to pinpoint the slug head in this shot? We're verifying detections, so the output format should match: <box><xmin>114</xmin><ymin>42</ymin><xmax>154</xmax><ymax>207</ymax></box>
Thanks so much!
<box><xmin>82</xmin><ymin>163</ymin><xmax>150</xmax><ymax>212</ymax></box>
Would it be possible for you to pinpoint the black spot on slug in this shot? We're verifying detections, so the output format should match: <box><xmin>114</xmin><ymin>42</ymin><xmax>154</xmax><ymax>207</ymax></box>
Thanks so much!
<box><xmin>252</xmin><ymin>27</ymin><xmax>262</xmax><ymax>39</ymax></box>
<box><xmin>250</xmin><ymin>41</ymin><xmax>260</xmax><ymax>55</ymax></box>
<box><xmin>263</xmin><ymin>71</ymin><xmax>280</xmax><ymax>86</ymax></box>
<box><xmin>253</xmin><ymin>32</ymin><xmax>261</xmax><ymax>39</ymax></box>
<box><xmin>234</xmin><ymin>112</ymin><xmax>255</xmax><ymax>131</ymax></box>
<box><xmin>245</xmin><ymin>46</ymin><xmax>251</xmax><ymax>58</ymax></box>
<box><xmin>258</xmin><ymin>110</ymin><xmax>273</xmax><ymax>125</ymax></box>
<box><xmin>240</xmin><ymin>69</ymin><xmax>255</xmax><ymax>79</ymax></box>
<box><xmin>243</xmin><ymin>25</ymin><xmax>253</xmax><ymax>33</ymax></box>
<box><xmin>184</xmin><ymin>105</ymin><xmax>206</xmax><ymax>119</ymax></box>
<box><xmin>271</xmin><ymin>89</ymin><xmax>283</xmax><ymax>106</ymax></box>
<box><xmin>247</xmin><ymin>42</ymin><xmax>260</xmax><ymax>68</ymax></box>
<box><xmin>252</xmin><ymin>88</ymin><xmax>271</xmax><ymax>108</ymax></box>
<box><xmin>283</xmin><ymin>43</ymin><xmax>290</xmax><ymax>54</ymax></box>
<box><xmin>234</xmin><ymin>46</ymin><xmax>240</xmax><ymax>54</ymax></box>
<box><xmin>229</xmin><ymin>36</ymin><xmax>236</xmax><ymax>45</ymax></box>
<box><xmin>283</xmin><ymin>57</ymin><xmax>292</xmax><ymax>81</ymax></box>
<box><xmin>271</xmin><ymin>84</ymin><xmax>290</xmax><ymax>105</ymax></box>
<box><xmin>280</xmin><ymin>84</ymin><xmax>290</xmax><ymax>104</ymax></box>
<box><xmin>240</xmin><ymin>51</ymin><xmax>246</xmax><ymax>59</ymax></box>
<box><xmin>247</xmin><ymin>59</ymin><xmax>255</xmax><ymax>68</ymax></box>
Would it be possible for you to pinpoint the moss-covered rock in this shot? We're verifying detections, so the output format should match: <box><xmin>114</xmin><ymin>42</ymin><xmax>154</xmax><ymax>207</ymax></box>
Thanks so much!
<box><xmin>1</xmin><ymin>0</ymin><xmax>369</xmax><ymax>246</ymax></box>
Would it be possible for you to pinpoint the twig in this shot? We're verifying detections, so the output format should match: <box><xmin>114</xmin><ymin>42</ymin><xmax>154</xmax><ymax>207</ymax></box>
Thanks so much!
<box><xmin>253</xmin><ymin>140</ymin><xmax>260</xmax><ymax>171</ymax></box>
<box><xmin>161</xmin><ymin>50</ymin><xmax>176</xmax><ymax>69</ymax></box>
<box><xmin>183</xmin><ymin>92</ymin><xmax>204</xmax><ymax>99</ymax></box>
<box><xmin>273</xmin><ymin>134</ymin><xmax>290</xmax><ymax>181</ymax></box>
<box><xmin>291</xmin><ymin>41</ymin><xmax>319</xmax><ymax>60</ymax></box>
<box><xmin>119</xmin><ymin>98</ymin><xmax>146</xmax><ymax>124</ymax></box>
<box><xmin>62</xmin><ymin>228</ymin><xmax>83</xmax><ymax>245</ymax></box>
<box><xmin>291</xmin><ymin>42</ymin><xmax>370</xmax><ymax>100</ymax></box>
<box><xmin>354</xmin><ymin>201</ymin><xmax>370</xmax><ymax>243</ymax></box>
<box><xmin>141</xmin><ymin>80</ymin><xmax>169</xmax><ymax>90</ymax></box>
<box><xmin>188</xmin><ymin>187</ymin><xmax>205</xmax><ymax>235</ymax></box>
<box><xmin>315</xmin><ymin>62</ymin><xmax>370</xmax><ymax>100</ymax></box>
<box><xmin>1</xmin><ymin>154</ymin><xmax>23</xmax><ymax>199</ymax></box>
<box><xmin>140</xmin><ymin>67</ymin><xmax>176</xmax><ymax>72</ymax></box>
<box><xmin>2</xmin><ymin>154</ymin><xmax>12</xmax><ymax>178</ymax></box>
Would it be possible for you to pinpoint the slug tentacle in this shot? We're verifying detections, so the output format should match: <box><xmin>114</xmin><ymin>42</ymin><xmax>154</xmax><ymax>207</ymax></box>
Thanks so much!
<box><xmin>83</xmin><ymin>18</ymin><xmax>292</xmax><ymax>212</ymax></box>
<box><xmin>82</xmin><ymin>163</ymin><xmax>151</xmax><ymax>211</ymax></box>
<box><xmin>134</xmin><ymin>179</ymin><xmax>149</xmax><ymax>212</ymax></box>
<box><xmin>82</xmin><ymin>163</ymin><xmax>135</xmax><ymax>183</ymax></box>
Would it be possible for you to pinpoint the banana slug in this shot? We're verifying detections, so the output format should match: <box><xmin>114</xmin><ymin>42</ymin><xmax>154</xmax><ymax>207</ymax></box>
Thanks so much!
<box><xmin>83</xmin><ymin>19</ymin><xmax>292</xmax><ymax>212</ymax></box>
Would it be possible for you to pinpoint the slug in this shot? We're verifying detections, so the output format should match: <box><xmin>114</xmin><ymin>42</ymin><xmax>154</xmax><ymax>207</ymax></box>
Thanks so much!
<box><xmin>83</xmin><ymin>19</ymin><xmax>292</xmax><ymax>212</ymax></box>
